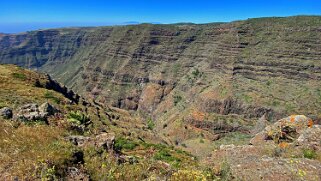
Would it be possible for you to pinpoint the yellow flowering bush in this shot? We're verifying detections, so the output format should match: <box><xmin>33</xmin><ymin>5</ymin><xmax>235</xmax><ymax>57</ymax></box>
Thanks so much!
<box><xmin>171</xmin><ymin>169</ymin><xmax>207</xmax><ymax>181</ymax></box>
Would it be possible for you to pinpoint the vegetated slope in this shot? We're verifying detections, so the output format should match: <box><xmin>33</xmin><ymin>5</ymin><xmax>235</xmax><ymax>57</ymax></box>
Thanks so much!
<box><xmin>0</xmin><ymin>65</ymin><xmax>211</xmax><ymax>180</ymax></box>
<box><xmin>0</xmin><ymin>65</ymin><xmax>320</xmax><ymax>181</ymax></box>
<box><xmin>1</xmin><ymin>16</ymin><xmax>321</xmax><ymax>156</ymax></box>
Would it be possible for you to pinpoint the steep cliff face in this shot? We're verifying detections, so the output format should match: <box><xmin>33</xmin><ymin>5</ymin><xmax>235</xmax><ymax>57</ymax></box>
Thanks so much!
<box><xmin>1</xmin><ymin>16</ymin><xmax>321</xmax><ymax>146</ymax></box>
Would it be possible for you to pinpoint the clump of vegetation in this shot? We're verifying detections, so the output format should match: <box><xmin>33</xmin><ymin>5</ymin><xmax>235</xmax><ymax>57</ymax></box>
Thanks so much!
<box><xmin>147</xmin><ymin>118</ymin><xmax>155</xmax><ymax>130</ymax></box>
<box><xmin>171</xmin><ymin>169</ymin><xmax>207</xmax><ymax>181</ymax></box>
<box><xmin>67</xmin><ymin>111</ymin><xmax>90</xmax><ymax>125</ymax></box>
<box><xmin>220</xmin><ymin>160</ymin><xmax>232</xmax><ymax>181</ymax></box>
<box><xmin>173</xmin><ymin>95</ymin><xmax>183</xmax><ymax>106</ymax></box>
<box><xmin>242</xmin><ymin>94</ymin><xmax>253</xmax><ymax>103</ymax></box>
<box><xmin>191</xmin><ymin>68</ymin><xmax>202</xmax><ymax>78</ymax></box>
<box><xmin>114</xmin><ymin>137</ymin><xmax>138</xmax><ymax>151</ymax></box>
<box><xmin>12</xmin><ymin>72</ymin><xmax>27</xmax><ymax>80</ymax></box>
<box><xmin>302</xmin><ymin>149</ymin><xmax>317</xmax><ymax>159</ymax></box>
<box><xmin>266</xmin><ymin>80</ymin><xmax>272</xmax><ymax>86</ymax></box>
<box><xmin>0</xmin><ymin>121</ymin><xmax>75</xmax><ymax>179</ymax></box>
<box><xmin>154</xmin><ymin>149</ymin><xmax>181</xmax><ymax>163</ymax></box>
<box><xmin>44</xmin><ymin>91</ymin><xmax>61</xmax><ymax>104</ymax></box>
<box><xmin>173</xmin><ymin>63</ymin><xmax>181</xmax><ymax>74</ymax></box>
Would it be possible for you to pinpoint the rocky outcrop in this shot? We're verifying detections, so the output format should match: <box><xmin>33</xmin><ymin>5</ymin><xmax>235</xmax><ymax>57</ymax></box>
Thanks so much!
<box><xmin>250</xmin><ymin>115</ymin><xmax>314</xmax><ymax>145</ymax></box>
<box><xmin>66</xmin><ymin>132</ymin><xmax>115</xmax><ymax>151</ymax></box>
<box><xmin>296</xmin><ymin>125</ymin><xmax>321</xmax><ymax>149</ymax></box>
<box><xmin>201</xmin><ymin>97</ymin><xmax>279</xmax><ymax>119</ymax></box>
<box><xmin>94</xmin><ymin>132</ymin><xmax>115</xmax><ymax>151</ymax></box>
<box><xmin>66</xmin><ymin>135</ymin><xmax>91</xmax><ymax>147</ymax></box>
<box><xmin>0</xmin><ymin>107</ymin><xmax>13</xmax><ymax>119</ymax></box>
<box><xmin>16</xmin><ymin>102</ymin><xmax>58</xmax><ymax>121</ymax></box>
<box><xmin>45</xmin><ymin>75</ymin><xmax>80</xmax><ymax>104</ymax></box>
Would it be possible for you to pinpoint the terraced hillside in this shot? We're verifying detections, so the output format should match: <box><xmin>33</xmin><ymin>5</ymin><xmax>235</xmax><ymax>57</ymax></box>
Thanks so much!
<box><xmin>1</xmin><ymin>16</ymin><xmax>321</xmax><ymax>157</ymax></box>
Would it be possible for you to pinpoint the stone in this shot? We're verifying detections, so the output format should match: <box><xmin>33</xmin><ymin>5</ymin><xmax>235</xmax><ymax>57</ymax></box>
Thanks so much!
<box><xmin>66</xmin><ymin>135</ymin><xmax>90</xmax><ymax>147</ymax></box>
<box><xmin>66</xmin><ymin>167</ymin><xmax>90</xmax><ymax>181</ymax></box>
<box><xmin>0</xmin><ymin>107</ymin><xmax>13</xmax><ymax>119</ymax></box>
<box><xmin>250</xmin><ymin>115</ymin><xmax>313</xmax><ymax>144</ymax></box>
<box><xmin>16</xmin><ymin>104</ymin><xmax>43</xmax><ymax>121</ymax></box>
<box><xmin>296</xmin><ymin>125</ymin><xmax>321</xmax><ymax>149</ymax></box>
<box><xmin>16</xmin><ymin>103</ymin><xmax>58</xmax><ymax>121</ymax></box>
<box><xmin>250</xmin><ymin>132</ymin><xmax>268</xmax><ymax>145</ymax></box>
<box><xmin>65</xmin><ymin>132</ymin><xmax>115</xmax><ymax>151</ymax></box>
<box><xmin>219</xmin><ymin>144</ymin><xmax>236</xmax><ymax>150</ymax></box>
<box><xmin>95</xmin><ymin>132</ymin><xmax>115</xmax><ymax>151</ymax></box>
<box><xmin>39</xmin><ymin>102</ymin><xmax>58</xmax><ymax>116</ymax></box>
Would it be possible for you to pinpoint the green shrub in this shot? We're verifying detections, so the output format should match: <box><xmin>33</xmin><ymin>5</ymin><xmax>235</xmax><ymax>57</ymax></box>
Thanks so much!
<box><xmin>303</xmin><ymin>149</ymin><xmax>317</xmax><ymax>159</ymax></box>
<box><xmin>220</xmin><ymin>160</ymin><xmax>232</xmax><ymax>181</ymax></box>
<box><xmin>154</xmin><ymin>149</ymin><xmax>181</xmax><ymax>163</ymax></box>
<box><xmin>173</xmin><ymin>95</ymin><xmax>182</xmax><ymax>106</ymax></box>
<box><xmin>44</xmin><ymin>91</ymin><xmax>61</xmax><ymax>104</ymax></box>
<box><xmin>191</xmin><ymin>68</ymin><xmax>202</xmax><ymax>78</ymax></box>
<box><xmin>147</xmin><ymin>118</ymin><xmax>155</xmax><ymax>130</ymax></box>
<box><xmin>67</xmin><ymin>111</ymin><xmax>90</xmax><ymax>125</ymax></box>
<box><xmin>12</xmin><ymin>72</ymin><xmax>26</xmax><ymax>80</ymax></box>
<box><xmin>114</xmin><ymin>137</ymin><xmax>138</xmax><ymax>151</ymax></box>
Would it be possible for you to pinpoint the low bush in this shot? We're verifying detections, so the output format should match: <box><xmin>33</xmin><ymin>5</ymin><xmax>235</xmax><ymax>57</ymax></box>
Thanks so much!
<box><xmin>67</xmin><ymin>111</ymin><xmax>90</xmax><ymax>125</ymax></box>
<box><xmin>147</xmin><ymin>118</ymin><xmax>155</xmax><ymax>130</ymax></box>
<box><xmin>154</xmin><ymin>149</ymin><xmax>181</xmax><ymax>163</ymax></box>
<box><xmin>114</xmin><ymin>137</ymin><xmax>138</xmax><ymax>151</ymax></box>
<box><xmin>173</xmin><ymin>95</ymin><xmax>182</xmax><ymax>106</ymax></box>
<box><xmin>12</xmin><ymin>72</ymin><xmax>26</xmax><ymax>80</ymax></box>
<box><xmin>303</xmin><ymin>149</ymin><xmax>317</xmax><ymax>159</ymax></box>
<box><xmin>44</xmin><ymin>91</ymin><xmax>61</xmax><ymax>104</ymax></box>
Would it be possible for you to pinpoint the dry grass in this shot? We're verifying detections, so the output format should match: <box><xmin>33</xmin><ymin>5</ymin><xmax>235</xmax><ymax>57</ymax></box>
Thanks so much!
<box><xmin>0</xmin><ymin>121</ymin><xmax>74</xmax><ymax>179</ymax></box>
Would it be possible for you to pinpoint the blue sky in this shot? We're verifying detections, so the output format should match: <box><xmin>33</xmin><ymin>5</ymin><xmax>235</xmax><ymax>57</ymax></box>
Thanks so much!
<box><xmin>1</xmin><ymin>0</ymin><xmax>321</xmax><ymax>33</ymax></box>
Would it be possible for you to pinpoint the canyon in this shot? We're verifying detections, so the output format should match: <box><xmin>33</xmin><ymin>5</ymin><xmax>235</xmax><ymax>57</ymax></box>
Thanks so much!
<box><xmin>0</xmin><ymin>16</ymin><xmax>321</xmax><ymax>180</ymax></box>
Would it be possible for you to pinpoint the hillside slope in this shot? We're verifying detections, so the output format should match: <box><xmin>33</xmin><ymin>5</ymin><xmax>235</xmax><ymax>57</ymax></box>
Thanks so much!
<box><xmin>1</xmin><ymin>16</ymin><xmax>321</xmax><ymax>157</ymax></box>
<box><xmin>0</xmin><ymin>65</ymin><xmax>320</xmax><ymax>180</ymax></box>
<box><xmin>0</xmin><ymin>64</ymin><xmax>210</xmax><ymax>180</ymax></box>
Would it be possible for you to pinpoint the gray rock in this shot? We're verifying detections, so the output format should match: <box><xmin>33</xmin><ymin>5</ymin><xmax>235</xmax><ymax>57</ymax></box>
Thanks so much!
<box><xmin>296</xmin><ymin>125</ymin><xmax>321</xmax><ymax>149</ymax></box>
<box><xmin>95</xmin><ymin>132</ymin><xmax>115</xmax><ymax>151</ymax></box>
<box><xmin>0</xmin><ymin>107</ymin><xmax>13</xmax><ymax>119</ymax></box>
<box><xmin>66</xmin><ymin>132</ymin><xmax>115</xmax><ymax>151</ymax></box>
<box><xmin>39</xmin><ymin>102</ymin><xmax>58</xmax><ymax>116</ymax></box>
<box><xmin>66</xmin><ymin>135</ymin><xmax>90</xmax><ymax>147</ymax></box>
<box><xmin>16</xmin><ymin>103</ymin><xmax>58</xmax><ymax>121</ymax></box>
<box><xmin>67</xmin><ymin>167</ymin><xmax>90</xmax><ymax>181</ymax></box>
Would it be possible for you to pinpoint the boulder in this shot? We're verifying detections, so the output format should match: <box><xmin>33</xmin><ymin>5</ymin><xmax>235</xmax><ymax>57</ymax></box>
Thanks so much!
<box><xmin>250</xmin><ymin>115</ymin><xmax>315</xmax><ymax>145</ymax></box>
<box><xmin>16</xmin><ymin>104</ymin><xmax>43</xmax><ymax>121</ymax></box>
<box><xmin>94</xmin><ymin>132</ymin><xmax>115</xmax><ymax>151</ymax></box>
<box><xmin>39</xmin><ymin>102</ymin><xmax>58</xmax><ymax>116</ymax></box>
<box><xmin>66</xmin><ymin>167</ymin><xmax>90</xmax><ymax>181</ymax></box>
<box><xmin>0</xmin><ymin>107</ymin><xmax>13</xmax><ymax>119</ymax></box>
<box><xmin>296</xmin><ymin>125</ymin><xmax>321</xmax><ymax>149</ymax></box>
<box><xmin>66</xmin><ymin>132</ymin><xmax>115</xmax><ymax>151</ymax></box>
<box><xmin>66</xmin><ymin>135</ymin><xmax>90</xmax><ymax>147</ymax></box>
<box><xmin>16</xmin><ymin>103</ymin><xmax>58</xmax><ymax>121</ymax></box>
